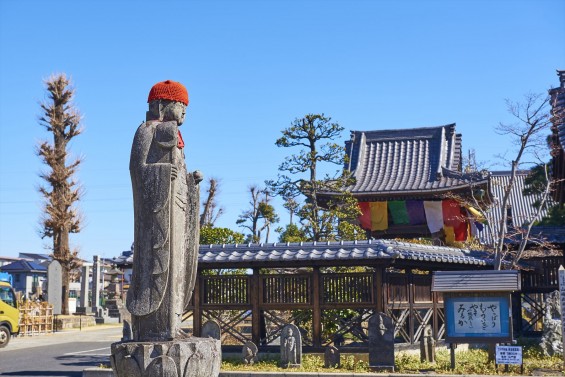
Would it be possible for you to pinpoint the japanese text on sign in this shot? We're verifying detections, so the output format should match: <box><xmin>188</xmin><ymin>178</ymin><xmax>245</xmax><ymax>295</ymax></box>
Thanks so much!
<box><xmin>496</xmin><ymin>346</ymin><xmax>522</xmax><ymax>365</ymax></box>
<box><xmin>453</xmin><ymin>300</ymin><xmax>501</xmax><ymax>334</ymax></box>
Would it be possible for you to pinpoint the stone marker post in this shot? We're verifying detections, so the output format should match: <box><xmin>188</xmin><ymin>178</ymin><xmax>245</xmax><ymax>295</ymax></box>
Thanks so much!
<box><xmin>79</xmin><ymin>263</ymin><xmax>92</xmax><ymax>310</ymax></box>
<box><xmin>47</xmin><ymin>260</ymin><xmax>62</xmax><ymax>315</ymax></box>
<box><xmin>92</xmin><ymin>255</ymin><xmax>102</xmax><ymax>313</ymax></box>
<box><xmin>111</xmin><ymin>80</ymin><xmax>220</xmax><ymax>377</ymax></box>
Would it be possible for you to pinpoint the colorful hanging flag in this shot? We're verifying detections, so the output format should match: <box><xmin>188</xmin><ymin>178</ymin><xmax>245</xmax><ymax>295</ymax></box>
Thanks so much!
<box><xmin>358</xmin><ymin>202</ymin><xmax>371</xmax><ymax>230</ymax></box>
<box><xmin>370</xmin><ymin>202</ymin><xmax>388</xmax><ymax>231</ymax></box>
<box><xmin>444</xmin><ymin>226</ymin><xmax>456</xmax><ymax>244</ymax></box>
<box><xmin>406</xmin><ymin>200</ymin><xmax>427</xmax><ymax>225</ymax></box>
<box><xmin>388</xmin><ymin>201</ymin><xmax>410</xmax><ymax>225</ymax></box>
<box><xmin>424</xmin><ymin>201</ymin><xmax>443</xmax><ymax>233</ymax></box>
<box><xmin>442</xmin><ymin>199</ymin><xmax>468</xmax><ymax>241</ymax></box>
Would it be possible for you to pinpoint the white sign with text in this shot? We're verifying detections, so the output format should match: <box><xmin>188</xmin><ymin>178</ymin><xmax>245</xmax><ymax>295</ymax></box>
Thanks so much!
<box><xmin>453</xmin><ymin>300</ymin><xmax>501</xmax><ymax>334</ymax></box>
<box><xmin>495</xmin><ymin>346</ymin><xmax>522</xmax><ymax>365</ymax></box>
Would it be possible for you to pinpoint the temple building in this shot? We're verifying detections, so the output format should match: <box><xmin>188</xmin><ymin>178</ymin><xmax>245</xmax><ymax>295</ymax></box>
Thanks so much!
<box><xmin>320</xmin><ymin>124</ymin><xmax>489</xmax><ymax>243</ymax></box>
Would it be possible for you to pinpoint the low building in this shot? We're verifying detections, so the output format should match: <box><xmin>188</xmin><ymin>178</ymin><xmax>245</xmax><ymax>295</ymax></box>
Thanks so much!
<box><xmin>0</xmin><ymin>260</ymin><xmax>47</xmax><ymax>298</ymax></box>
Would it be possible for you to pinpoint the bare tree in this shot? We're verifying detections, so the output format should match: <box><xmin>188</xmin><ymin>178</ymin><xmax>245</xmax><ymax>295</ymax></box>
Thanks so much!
<box><xmin>37</xmin><ymin>74</ymin><xmax>83</xmax><ymax>314</ymax></box>
<box><xmin>200</xmin><ymin>177</ymin><xmax>224</xmax><ymax>228</ymax></box>
<box><xmin>464</xmin><ymin>93</ymin><xmax>554</xmax><ymax>269</ymax></box>
<box><xmin>236</xmin><ymin>185</ymin><xmax>279</xmax><ymax>243</ymax></box>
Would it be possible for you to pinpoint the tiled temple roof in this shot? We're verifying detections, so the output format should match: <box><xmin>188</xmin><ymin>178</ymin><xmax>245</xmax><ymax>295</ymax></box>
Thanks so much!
<box><xmin>478</xmin><ymin>171</ymin><xmax>554</xmax><ymax>244</ymax></box>
<box><xmin>343</xmin><ymin>124</ymin><xmax>488</xmax><ymax>199</ymax></box>
<box><xmin>199</xmin><ymin>239</ymin><xmax>493</xmax><ymax>267</ymax></box>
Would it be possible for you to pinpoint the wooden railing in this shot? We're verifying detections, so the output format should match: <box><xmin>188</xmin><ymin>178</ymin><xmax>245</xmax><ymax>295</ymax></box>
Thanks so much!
<box><xmin>322</xmin><ymin>273</ymin><xmax>373</xmax><ymax>304</ymax></box>
<box><xmin>521</xmin><ymin>256</ymin><xmax>564</xmax><ymax>292</ymax></box>
<box><xmin>188</xmin><ymin>259</ymin><xmax>557</xmax><ymax>349</ymax></box>
<box><xmin>191</xmin><ymin>268</ymin><xmax>445</xmax><ymax>347</ymax></box>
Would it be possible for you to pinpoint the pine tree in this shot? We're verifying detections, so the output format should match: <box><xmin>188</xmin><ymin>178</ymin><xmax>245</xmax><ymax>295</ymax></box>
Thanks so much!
<box><xmin>268</xmin><ymin>114</ymin><xmax>363</xmax><ymax>242</ymax></box>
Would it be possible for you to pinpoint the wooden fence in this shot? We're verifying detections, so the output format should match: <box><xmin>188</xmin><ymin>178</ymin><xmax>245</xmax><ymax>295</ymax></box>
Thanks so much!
<box><xmin>186</xmin><ymin>268</ymin><xmax>443</xmax><ymax>351</ymax></box>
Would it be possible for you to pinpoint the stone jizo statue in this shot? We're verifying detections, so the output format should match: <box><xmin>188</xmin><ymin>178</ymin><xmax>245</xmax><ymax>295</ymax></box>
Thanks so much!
<box><xmin>419</xmin><ymin>324</ymin><xmax>435</xmax><ymax>363</ymax></box>
<box><xmin>111</xmin><ymin>80</ymin><xmax>219</xmax><ymax>377</ymax></box>
<box><xmin>126</xmin><ymin>80</ymin><xmax>202</xmax><ymax>342</ymax></box>
<box><xmin>242</xmin><ymin>341</ymin><xmax>258</xmax><ymax>365</ymax></box>
<box><xmin>280</xmin><ymin>324</ymin><xmax>301</xmax><ymax>368</ymax></box>
<box><xmin>324</xmin><ymin>345</ymin><xmax>340</xmax><ymax>368</ymax></box>
<box><xmin>201</xmin><ymin>320</ymin><xmax>221</xmax><ymax>340</ymax></box>
<box><xmin>368</xmin><ymin>312</ymin><xmax>395</xmax><ymax>372</ymax></box>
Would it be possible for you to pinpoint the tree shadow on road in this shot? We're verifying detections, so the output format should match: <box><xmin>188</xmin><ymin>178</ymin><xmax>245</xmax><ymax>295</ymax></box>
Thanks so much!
<box><xmin>0</xmin><ymin>355</ymin><xmax>110</xmax><ymax>377</ymax></box>
<box><xmin>56</xmin><ymin>353</ymin><xmax>110</xmax><ymax>367</ymax></box>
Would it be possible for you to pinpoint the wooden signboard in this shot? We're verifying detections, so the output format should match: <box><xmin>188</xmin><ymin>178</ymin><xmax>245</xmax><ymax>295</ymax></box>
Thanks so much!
<box><xmin>444</xmin><ymin>292</ymin><xmax>512</xmax><ymax>343</ymax></box>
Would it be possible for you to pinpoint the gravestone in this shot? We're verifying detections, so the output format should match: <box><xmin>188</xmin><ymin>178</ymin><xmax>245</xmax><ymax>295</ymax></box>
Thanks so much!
<box><xmin>368</xmin><ymin>312</ymin><xmax>395</xmax><ymax>372</ymax></box>
<box><xmin>280</xmin><ymin>323</ymin><xmax>301</xmax><ymax>368</ymax></box>
<box><xmin>420</xmin><ymin>324</ymin><xmax>435</xmax><ymax>363</ymax></box>
<box><xmin>110</xmin><ymin>80</ymin><xmax>220</xmax><ymax>377</ymax></box>
<box><xmin>242</xmin><ymin>341</ymin><xmax>258</xmax><ymax>365</ymax></box>
<box><xmin>47</xmin><ymin>260</ymin><xmax>62</xmax><ymax>315</ymax></box>
<box><xmin>201</xmin><ymin>320</ymin><xmax>221</xmax><ymax>340</ymax></box>
<box><xmin>324</xmin><ymin>345</ymin><xmax>340</xmax><ymax>368</ymax></box>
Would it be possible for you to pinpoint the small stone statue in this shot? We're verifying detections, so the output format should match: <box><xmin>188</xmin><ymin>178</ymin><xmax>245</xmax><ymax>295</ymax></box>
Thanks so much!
<box><xmin>419</xmin><ymin>324</ymin><xmax>435</xmax><ymax>363</ymax></box>
<box><xmin>201</xmin><ymin>320</ymin><xmax>221</xmax><ymax>340</ymax></box>
<box><xmin>368</xmin><ymin>312</ymin><xmax>395</xmax><ymax>372</ymax></box>
<box><xmin>242</xmin><ymin>341</ymin><xmax>258</xmax><ymax>365</ymax></box>
<box><xmin>280</xmin><ymin>324</ymin><xmax>301</xmax><ymax>368</ymax></box>
<box><xmin>126</xmin><ymin>80</ymin><xmax>202</xmax><ymax>342</ymax></box>
<box><xmin>324</xmin><ymin>345</ymin><xmax>340</xmax><ymax>368</ymax></box>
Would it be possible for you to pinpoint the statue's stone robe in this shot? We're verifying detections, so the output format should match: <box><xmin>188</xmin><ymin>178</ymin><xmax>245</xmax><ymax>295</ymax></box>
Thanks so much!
<box><xmin>127</xmin><ymin>120</ymin><xmax>199</xmax><ymax>341</ymax></box>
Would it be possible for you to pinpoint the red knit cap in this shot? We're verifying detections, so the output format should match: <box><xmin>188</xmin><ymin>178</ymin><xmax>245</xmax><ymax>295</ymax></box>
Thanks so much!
<box><xmin>147</xmin><ymin>80</ymin><xmax>189</xmax><ymax>106</ymax></box>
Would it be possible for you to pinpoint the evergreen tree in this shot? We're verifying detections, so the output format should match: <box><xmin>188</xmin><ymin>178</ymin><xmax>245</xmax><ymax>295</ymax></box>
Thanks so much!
<box><xmin>268</xmin><ymin>114</ymin><xmax>363</xmax><ymax>241</ymax></box>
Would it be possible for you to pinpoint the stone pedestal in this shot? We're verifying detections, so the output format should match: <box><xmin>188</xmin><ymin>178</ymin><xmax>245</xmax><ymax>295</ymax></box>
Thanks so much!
<box><xmin>111</xmin><ymin>337</ymin><xmax>221</xmax><ymax>377</ymax></box>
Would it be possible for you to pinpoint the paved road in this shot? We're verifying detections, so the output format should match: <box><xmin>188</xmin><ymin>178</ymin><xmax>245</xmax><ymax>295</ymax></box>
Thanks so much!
<box><xmin>0</xmin><ymin>325</ymin><xmax>121</xmax><ymax>377</ymax></box>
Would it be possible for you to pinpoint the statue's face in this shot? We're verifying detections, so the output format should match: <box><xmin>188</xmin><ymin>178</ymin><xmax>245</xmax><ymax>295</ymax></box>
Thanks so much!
<box><xmin>287</xmin><ymin>328</ymin><xmax>293</xmax><ymax>336</ymax></box>
<box><xmin>163</xmin><ymin>101</ymin><xmax>187</xmax><ymax>125</ymax></box>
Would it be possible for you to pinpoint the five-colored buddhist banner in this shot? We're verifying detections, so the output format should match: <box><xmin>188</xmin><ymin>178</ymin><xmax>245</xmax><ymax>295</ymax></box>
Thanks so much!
<box><xmin>357</xmin><ymin>199</ymin><xmax>484</xmax><ymax>242</ymax></box>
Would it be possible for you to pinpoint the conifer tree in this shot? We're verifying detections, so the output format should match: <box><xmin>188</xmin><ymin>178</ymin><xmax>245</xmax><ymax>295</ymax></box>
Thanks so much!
<box><xmin>268</xmin><ymin>114</ymin><xmax>363</xmax><ymax>242</ymax></box>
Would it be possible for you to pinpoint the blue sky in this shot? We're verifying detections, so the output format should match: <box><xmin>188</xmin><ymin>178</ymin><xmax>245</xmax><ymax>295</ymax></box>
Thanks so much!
<box><xmin>1</xmin><ymin>0</ymin><xmax>564</xmax><ymax>262</ymax></box>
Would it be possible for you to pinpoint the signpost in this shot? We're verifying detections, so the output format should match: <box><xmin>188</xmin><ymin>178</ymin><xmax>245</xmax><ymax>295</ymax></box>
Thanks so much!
<box><xmin>559</xmin><ymin>265</ymin><xmax>565</xmax><ymax>369</ymax></box>
<box><xmin>496</xmin><ymin>345</ymin><xmax>523</xmax><ymax>374</ymax></box>
<box><xmin>432</xmin><ymin>270</ymin><xmax>521</xmax><ymax>370</ymax></box>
